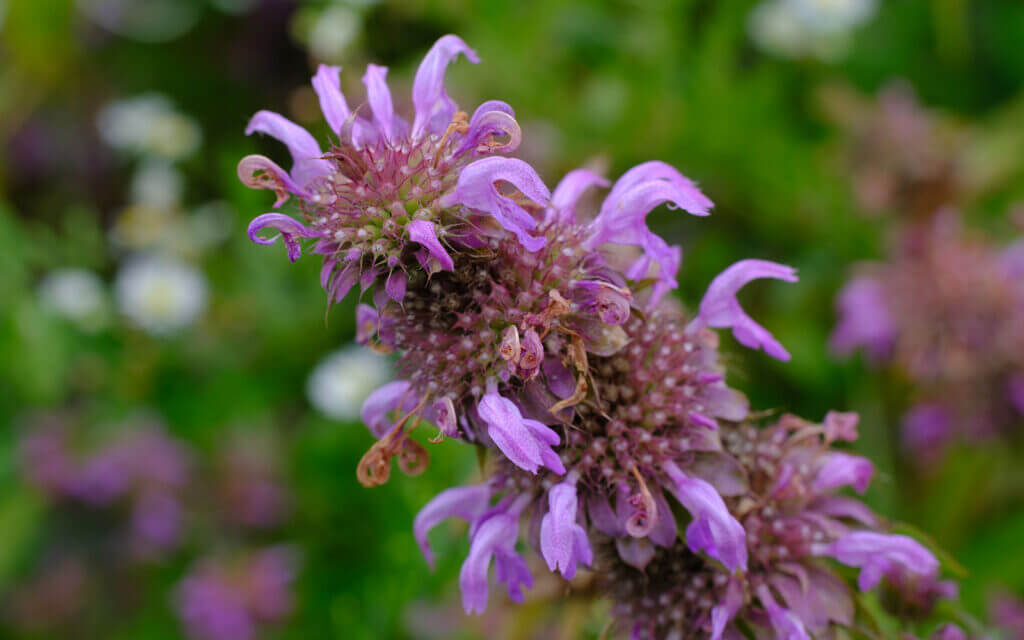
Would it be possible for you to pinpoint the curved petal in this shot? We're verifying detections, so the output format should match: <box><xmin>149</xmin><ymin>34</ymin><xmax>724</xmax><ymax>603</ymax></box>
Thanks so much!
<box><xmin>407</xmin><ymin>220</ymin><xmax>454</xmax><ymax>271</ymax></box>
<box><xmin>694</xmin><ymin>259</ymin><xmax>798</xmax><ymax>361</ymax></box>
<box><xmin>360</xmin><ymin>381</ymin><xmax>418</xmax><ymax>438</ymax></box>
<box><xmin>547</xmin><ymin>168</ymin><xmax>609</xmax><ymax>223</ymax></box>
<box><xmin>237</xmin><ymin>154</ymin><xmax>309</xmax><ymax>207</ymax></box>
<box><xmin>414</xmin><ymin>484</ymin><xmax>491</xmax><ymax>569</ymax></box>
<box><xmin>439</xmin><ymin>157</ymin><xmax>550</xmax><ymax>251</ymax></box>
<box><xmin>663</xmin><ymin>461</ymin><xmax>747</xmax><ymax>572</ymax></box>
<box><xmin>540</xmin><ymin>481</ymin><xmax>592</xmax><ymax>578</ymax></box>
<box><xmin>245</xmin><ymin>111</ymin><xmax>331</xmax><ymax>186</ymax></box>
<box><xmin>813</xmin><ymin>452</ymin><xmax>873</xmax><ymax>494</ymax></box>
<box><xmin>411</xmin><ymin>35</ymin><xmax>479</xmax><ymax>139</ymax></box>
<box><xmin>815</xmin><ymin>531</ymin><xmax>939</xmax><ymax>592</ymax></box>
<box><xmin>247</xmin><ymin>214</ymin><xmax>323</xmax><ymax>262</ymax></box>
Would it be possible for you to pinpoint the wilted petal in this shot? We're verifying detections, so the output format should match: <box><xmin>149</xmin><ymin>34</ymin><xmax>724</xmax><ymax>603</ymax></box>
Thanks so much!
<box><xmin>572</xmin><ymin>280</ymin><xmax>632</xmax><ymax>325</ymax></box>
<box><xmin>407</xmin><ymin>220</ymin><xmax>454</xmax><ymax>271</ymax></box>
<box><xmin>360</xmin><ymin>381</ymin><xmax>418</xmax><ymax>438</ymax></box>
<box><xmin>663</xmin><ymin>461</ymin><xmax>747</xmax><ymax>572</ymax></box>
<box><xmin>247</xmin><ymin>214</ymin><xmax>323</xmax><ymax>262</ymax></box>
<box><xmin>414</xmin><ymin>484</ymin><xmax>491</xmax><ymax>569</ymax></box>
<box><xmin>693</xmin><ymin>259</ymin><xmax>798</xmax><ymax>361</ymax></box>
<box><xmin>814</xmin><ymin>452</ymin><xmax>873</xmax><ymax>494</ymax></box>
<box><xmin>237</xmin><ymin>154</ymin><xmax>309</xmax><ymax>207</ymax></box>
<box><xmin>429</xmin><ymin>397</ymin><xmax>459</xmax><ymax>437</ymax></box>
<box><xmin>412</xmin><ymin>35</ymin><xmax>479</xmax><ymax>139</ymax></box>
<box><xmin>439</xmin><ymin>157</ymin><xmax>550</xmax><ymax>251</ymax></box>
<box><xmin>816</xmin><ymin>531</ymin><xmax>939</xmax><ymax>592</ymax></box>
<box><xmin>245</xmin><ymin>111</ymin><xmax>331</xmax><ymax>186</ymax></box>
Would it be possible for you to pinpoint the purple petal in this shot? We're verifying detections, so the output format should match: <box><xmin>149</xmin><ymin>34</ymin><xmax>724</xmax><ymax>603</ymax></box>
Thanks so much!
<box><xmin>710</xmin><ymin>578</ymin><xmax>744</xmax><ymax>640</ymax></box>
<box><xmin>407</xmin><ymin>220</ymin><xmax>454</xmax><ymax>271</ymax></box>
<box><xmin>830</xmin><ymin>275</ymin><xmax>896</xmax><ymax>361</ymax></box>
<box><xmin>540</xmin><ymin>482</ymin><xmax>592</xmax><ymax>579</ymax></box>
<box><xmin>808</xmin><ymin>496</ymin><xmax>878</xmax><ymax>527</ymax></box>
<box><xmin>572</xmin><ymin>280</ymin><xmax>633</xmax><ymax>325</ymax></box>
<box><xmin>547</xmin><ymin>169</ymin><xmax>609</xmax><ymax>223</ymax></box>
<box><xmin>385</xmin><ymin>270</ymin><xmax>407</xmax><ymax>302</ymax></box>
<box><xmin>362</xmin><ymin>64</ymin><xmax>407</xmax><ymax>145</ymax></box>
<box><xmin>694</xmin><ymin>259</ymin><xmax>798</xmax><ymax>361</ymax></box>
<box><xmin>604</xmin><ymin>161</ymin><xmax>713</xmax><ymax>216</ymax></box>
<box><xmin>817</xmin><ymin>531</ymin><xmax>939</xmax><ymax>592</ymax></box>
<box><xmin>455</xmin><ymin>101</ymin><xmax>521</xmax><ymax>156</ymax></box>
<box><xmin>311</xmin><ymin>65</ymin><xmax>351</xmax><ymax>135</ymax></box>
<box><xmin>411</xmin><ymin>35</ymin><xmax>479</xmax><ymax>140</ymax></box>
<box><xmin>587</xmin><ymin>492</ymin><xmax>624</xmax><ymax>537</ymax></box>
<box><xmin>814</xmin><ymin>452</ymin><xmax>873</xmax><ymax>494</ymax></box>
<box><xmin>245</xmin><ymin>111</ymin><xmax>331</xmax><ymax>186</ymax></box>
<box><xmin>663</xmin><ymin>461</ymin><xmax>747</xmax><ymax>572</ymax></box>
<box><xmin>459</xmin><ymin>513</ymin><xmax>521</xmax><ymax>614</ymax></box>
<box><xmin>439</xmin><ymin>157</ymin><xmax>550</xmax><ymax>252</ymax></box>
<box><xmin>360</xmin><ymin>381</ymin><xmax>418</xmax><ymax>438</ymax></box>
<box><xmin>493</xmin><ymin>549</ymin><xmax>533</xmax><ymax>604</ymax></box>
<box><xmin>414</xmin><ymin>484</ymin><xmax>491</xmax><ymax>569</ymax></box>
<box><xmin>1008</xmin><ymin>374</ymin><xmax>1024</xmax><ymax>416</ymax></box>
<box><xmin>757</xmin><ymin>585</ymin><xmax>811</xmax><ymax>640</ymax></box>
<box><xmin>247</xmin><ymin>214</ymin><xmax>323</xmax><ymax>262</ymax></box>
<box><xmin>355</xmin><ymin>304</ymin><xmax>378</xmax><ymax>345</ymax></box>
<box><xmin>648</xmin><ymin>489</ymin><xmax>678</xmax><ymax>547</ymax></box>
<box><xmin>901</xmin><ymin>404</ymin><xmax>953</xmax><ymax>453</ymax></box>
<box><xmin>429</xmin><ymin>397</ymin><xmax>458</xmax><ymax>437</ymax></box>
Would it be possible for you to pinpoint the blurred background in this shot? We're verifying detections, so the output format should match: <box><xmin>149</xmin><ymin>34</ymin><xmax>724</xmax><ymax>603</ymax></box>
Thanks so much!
<box><xmin>2</xmin><ymin>0</ymin><xmax>1024</xmax><ymax>638</ymax></box>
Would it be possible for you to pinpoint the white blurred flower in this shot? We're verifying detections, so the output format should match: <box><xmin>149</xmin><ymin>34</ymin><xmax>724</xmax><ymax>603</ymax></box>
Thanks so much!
<box><xmin>77</xmin><ymin>0</ymin><xmax>202</xmax><ymax>43</ymax></box>
<box><xmin>749</xmin><ymin>0</ymin><xmax>877</xmax><ymax>61</ymax></box>
<box><xmin>115</xmin><ymin>254</ymin><xmax>207</xmax><ymax>335</ymax></box>
<box><xmin>38</xmin><ymin>269</ymin><xmax>110</xmax><ymax>332</ymax></box>
<box><xmin>97</xmin><ymin>95</ymin><xmax>202</xmax><ymax>160</ymax></box>
<box><xmin>307</xmin><ymin>347</ymin><xmax>391</xmax><ymax>421</ymax></box>
<box><xmin>307</xmin><ymin>5</ymin><xmax>361</xmax><ymax>64</ymax></box>
<box><xmin>130</xmin><ymin>159</ymin><xmax>184</xmax><ymax>211</ymax></box>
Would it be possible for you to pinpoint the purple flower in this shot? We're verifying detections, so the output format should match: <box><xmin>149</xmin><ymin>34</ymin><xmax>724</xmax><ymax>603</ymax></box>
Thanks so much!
<box><xmin>756</xmin><ymin>585</ymin><xmax>811</xmax><ymax>640</ymax></box>
<box><xmin>438</xmin><ymin>157</ymin><xmax>550</xmax><ymax>251</ymax></box>
<box><xmin>459</xmin><ymin>510</ymin><xmax>532</xmax><ymax>614</ymax></box>
<box><xmin>411</xmin><ymin>35</ymin><xmax>480</xmax><ymax>139</ymax></box>
<box><xmin>691</xmin><ymin>259</ymin><xmax>798</xmax><ymax>361</ymax></box>
<box><xmin>407</xmin><ymin>220</ymin><xmax>454</xmax><ymax>272</ymax></box>
<box><xmin>244</xmin><ymin>111</ymin><xmax>332</xmax><ymax>188</ymax></box>
<box><xmin>816</xmin><ymin>531</ymin><xmax>939</xmax><ymax>591</ymax></box>
<box><xmin>414</xmin><ymin>484</ymin><xmax>492</xmax><ymax>569</ymax></box>
<box><xmin>360</xmin><ymin>381</ymin><xmax>419</xmax><ymax>438</ymax></box>
<box><xmin>545</xmin><ymin>168</ymin><xmax>609</xmax><ymax>224</ymax></box>
<box><xmin>902</xmin><ymin>404</ymin><xmax>953</xmax><ymax>455</ymax></box>
<box><xmin>830</xmin><ymin>275</ymin><xmax>896</xmax><ymax>361</ymax></box>
<box><xmin>813</xmin><ymin>452</ymin><xmax>874</xmax><ymax>494</ymax></box>
<box><xmin>476</xmin><ymin>392</ymin><xmax>564</xmax><ymax>475</ymax></box>
<box><xmin>247</xmin><ymin>214</ymin><xmax>323</xmax><ymax>263</ymax></box>
<box><xmin>663</xmin><ymin>460</ymin><xmax>747</xmax><ymax>572</ymax></box>
<box><xmin>539</xmin><ymin>479</ymin><xmax>593</xmax><ymax>579</ymax></box>
<box><xmin>585</xmin><ymin>161</ymin><xmax>712</xmax><ymax>306</ymax></box>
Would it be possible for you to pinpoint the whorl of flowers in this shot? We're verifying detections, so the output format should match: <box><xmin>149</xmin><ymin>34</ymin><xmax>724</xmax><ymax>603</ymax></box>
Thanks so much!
<box><xmin>832</xmin><ymin>211</ymin><xmax>1024</xmax><ymax>454</ymax></box>
<box><xmin>241</xmin><ymin>35</ymin><xmax>941</xmax><ymax>625</ymax></box>
<box><xmin>603</xmin><ymin>411</ymin><xmax>947</xmax><ymax>639</ymax></box>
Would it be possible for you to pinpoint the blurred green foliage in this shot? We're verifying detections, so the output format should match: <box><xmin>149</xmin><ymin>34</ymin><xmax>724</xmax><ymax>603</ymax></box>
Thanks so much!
<box><xmin>2</xmin><ymin>0</ymin><xmax>1024</xmax><ymax>638</ymax></box>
